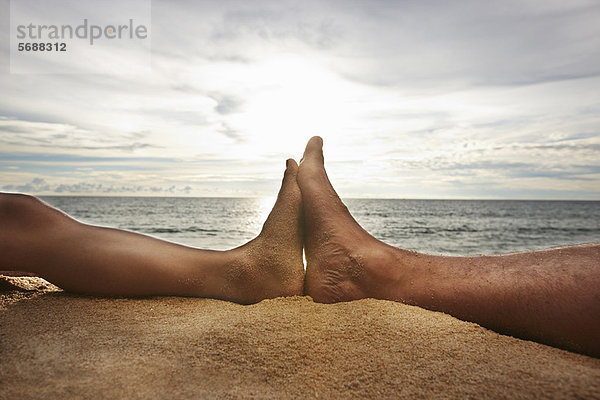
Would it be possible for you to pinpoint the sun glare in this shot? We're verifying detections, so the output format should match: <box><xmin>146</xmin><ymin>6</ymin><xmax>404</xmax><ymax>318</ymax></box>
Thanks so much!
<box><xmin>235</xmin><ymin>55</ymin><xmax>359</xmax><ymax>153</ymax></box>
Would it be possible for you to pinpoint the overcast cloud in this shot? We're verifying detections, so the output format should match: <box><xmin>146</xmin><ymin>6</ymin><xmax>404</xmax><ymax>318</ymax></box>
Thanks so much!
<box><xmin>1</xmin><ymin>0</ymin><xmax>599</xmax><ymax>198</ymax></box>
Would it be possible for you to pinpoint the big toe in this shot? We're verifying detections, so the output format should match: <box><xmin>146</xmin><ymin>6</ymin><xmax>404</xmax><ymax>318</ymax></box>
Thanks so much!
<box><xmin>260</xmin><ymin>159</ymin><xmax>302</xmax><ymax>236</ymax></box>
<box><xmin>279</xmin><ymin>158</ymin><xmax>301</xmax><ymax>204</ymax></box>
<box><xmin>300</xmin><ymin>136</ymin><xmax>324</xmax><ymax>166</ymax></box>
<box><xmin>283</xmin><ymin>158</ymin><xmax>299</xmax><ymax>186</ymax></box>
<box><xmin>295</xmin><ymin>136</ymin><xmax>366</xmax><ymax>245</ymax></box>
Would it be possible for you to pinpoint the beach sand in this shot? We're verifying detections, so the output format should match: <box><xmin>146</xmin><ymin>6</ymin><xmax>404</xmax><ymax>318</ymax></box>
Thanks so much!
<box><xmin>1</xmin><ymin>274</ymin><xmax>599</xmax><ymax>399</ymax></box>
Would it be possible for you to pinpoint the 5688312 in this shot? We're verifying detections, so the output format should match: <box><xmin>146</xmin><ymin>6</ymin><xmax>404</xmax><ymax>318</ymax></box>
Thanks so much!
<box><xmin>17</xmin><ymin>42</ymin><xmax>67</xmax><ymax>51</ymax></box>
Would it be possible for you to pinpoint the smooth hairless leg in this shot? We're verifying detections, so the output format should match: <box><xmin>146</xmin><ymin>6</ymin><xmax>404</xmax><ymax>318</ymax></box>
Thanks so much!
<box><xmin>0</xmin><ymin>160</ymin><xmax>304</xmax><ymax>305</ymax></box>
<box><xmin>298</xmin><ymin>136</ymin><xmax>600</xmax><ymax>358</ymax></box>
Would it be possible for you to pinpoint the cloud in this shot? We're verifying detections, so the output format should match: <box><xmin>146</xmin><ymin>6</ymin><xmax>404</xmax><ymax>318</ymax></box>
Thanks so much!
<box><xmin>0</xmin><ymin>117</ymin><xmax>159</xmax><ymax>153</ymax></box>
<box><xmin>2</xmin><ymin>177</ymin><xmax>51</xmax><ymax>192</ymax></box>
<box><xmin>210</xmin><ymin>92</ymin><xmax>245</xmax><ymax>115</ymax></box>
<box><xmin>210</xmin><ymin>2</ymin><xmax>343</xmax><ymax>50</ymax></box>
<box><xmin>2</xmin><ymin>177</ymin><xmax>196</xmax><ymax>195</ymax></box>
<box><xmin>0</xmin><ymin>0</ymin><xmax>599</xmax><ymax>199</ymax></box>
<box><xmin>319</xmin><ymin>0</ymin><xmax>600</xmax><ymax>89</ymax></box>
<box><xmin>217</xmin><ymin>122</ymin><xmax>244</xmax><ymax>141</ymax></box>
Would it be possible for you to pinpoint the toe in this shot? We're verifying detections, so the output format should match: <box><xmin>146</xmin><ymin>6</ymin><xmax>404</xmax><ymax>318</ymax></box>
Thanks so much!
<box><xmin>296</xmin><ymin>136</ymin><xmax>366</xmax><ymax>249</ymax></box>
<box><xmin>284</xmin><ymin>158</ymin><xmax>299</xmax><ymax>182</ymax></box>
<box><xmin>300</xmin><ymin>136</ymin><xmax>324</xmax><ymax>166</ymax></box>
<box><xmin>279</xmin><ymin>158</ymin><xmax>301</xmax><ymax>202</ymax></box>
<box><xmin>296</xmin><ymin>136</ymin><xmax>338</xmax><ymax>201</ymax></box>
<box><xmin>261</xmin><ymin>160</ymin><xmax>302</xmax><ymax>237</ymax></box>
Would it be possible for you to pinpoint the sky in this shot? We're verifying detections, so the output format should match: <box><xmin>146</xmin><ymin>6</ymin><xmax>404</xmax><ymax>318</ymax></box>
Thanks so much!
<box><xmin>1</xmin><ymin>0</ymin><xmax>599</xmax><ymax>199</ymax></box>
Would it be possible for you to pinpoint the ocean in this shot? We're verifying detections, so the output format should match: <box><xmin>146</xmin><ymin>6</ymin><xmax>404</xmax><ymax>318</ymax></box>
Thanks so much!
<box><xmin>41</xmin><ymin>197</ymin><xmax>600</xmax><ymax>256</ymax></box>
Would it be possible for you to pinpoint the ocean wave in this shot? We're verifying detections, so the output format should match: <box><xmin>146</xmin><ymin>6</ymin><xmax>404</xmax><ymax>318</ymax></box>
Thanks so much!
<box><xmin>516</xmin><ymin>227</ymin><xmax>598</xmax><ymax>233</ymax></box>
<box><xmin>129</xmin><ymin>227</ymin><xmax>221</xmax><ymax>235</ymax></box>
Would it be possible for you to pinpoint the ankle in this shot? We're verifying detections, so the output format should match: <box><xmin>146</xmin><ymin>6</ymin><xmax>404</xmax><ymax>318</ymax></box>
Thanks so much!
<box><xmin>215</xmin><ymin>242</ymin><xmax>304</xmax><ymax>304</ymax></box>
<box><xmin>361</xmin><ymin>245</ymin><xmax>427</xmax><ymax>304</ymax></box>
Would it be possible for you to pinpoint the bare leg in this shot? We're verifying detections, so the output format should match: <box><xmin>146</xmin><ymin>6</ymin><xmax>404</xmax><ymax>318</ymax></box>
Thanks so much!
<box><xmin>298</xmin><ymin>136</ymin><xmax>600</xmax><ymax>358</ymax></box>
<box><xmin>0</xmin><ymin>160</ymin><xmax>304</xmax><ymax>305</ymax></box>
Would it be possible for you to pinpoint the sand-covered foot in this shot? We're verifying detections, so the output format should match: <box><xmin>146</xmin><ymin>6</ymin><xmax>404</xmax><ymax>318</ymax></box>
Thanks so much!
<box><xmin>297</xmin><ymin>137</ymin><xmax>413</xmax><ymax>304</ymax></box>
<box><xmin>220</xmin><ymin>159</ymin><xmax>305</xmax><ymax>304</ymax></box>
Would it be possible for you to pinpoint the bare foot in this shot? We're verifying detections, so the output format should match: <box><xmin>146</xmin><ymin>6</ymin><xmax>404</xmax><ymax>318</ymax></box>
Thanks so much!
<box><xmin>218</xmin><ymin>159</ymin><xmax>305</xmax><ymax>304</ymax></box>
<box><xmin>297</xmin><ymin>137</ymin><xmax>416</xmax><ymax>303</ymax></box>
<box><xmin>296</xmin><ymin>138</ymin><xmax>600</xmax><ymax>358</ymax></box>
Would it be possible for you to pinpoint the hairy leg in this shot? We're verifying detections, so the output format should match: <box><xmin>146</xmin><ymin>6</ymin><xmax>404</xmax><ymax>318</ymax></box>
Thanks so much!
<box><xmin>0</xmin><ymin>160</ymin><xmax>304</xmax><ymax>304</ymax></box>
<box><xmin>298</xmin><ymin>136</ymin><xmax>600</xmax><ymax>357</ymax></box>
